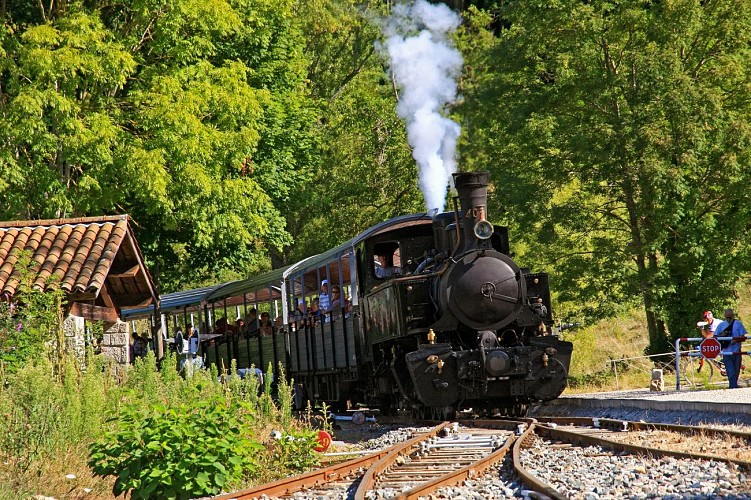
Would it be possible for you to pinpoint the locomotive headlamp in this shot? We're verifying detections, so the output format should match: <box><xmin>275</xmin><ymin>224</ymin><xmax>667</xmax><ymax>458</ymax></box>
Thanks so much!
<box><xmin>473</xmin><ymin>220</ymin><xmax>493</xmax><ymax>240</ymax></box>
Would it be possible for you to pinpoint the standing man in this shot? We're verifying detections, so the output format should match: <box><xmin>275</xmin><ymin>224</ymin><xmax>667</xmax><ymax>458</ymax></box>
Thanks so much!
<box><xmin>715</xmin><ymin>308</ymin><xmax>747</xmax><ymax>389</ymax></box>
<box><xmin>319</xmin><ymin>280</ymin><xmax>331</xmax><ymax>318</ymax></box>
<box><xmin>187</xmin><ymin>324</ymin><xmax>201</xmax><ymax>369</ymax></box>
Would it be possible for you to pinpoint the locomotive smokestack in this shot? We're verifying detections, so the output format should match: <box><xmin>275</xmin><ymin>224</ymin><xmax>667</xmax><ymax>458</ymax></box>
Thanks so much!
<box><xmin>452</xmin><ymin>171</ymin><xmax>490</xmax><ymax>253</ymax></box>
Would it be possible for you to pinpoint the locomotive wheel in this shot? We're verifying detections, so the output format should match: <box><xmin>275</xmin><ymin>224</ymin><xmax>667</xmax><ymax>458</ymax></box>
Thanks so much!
<box><xmin>510</xmin><ymin>404</ymin><xmax>528</xmax><ymax>418</ymax></box>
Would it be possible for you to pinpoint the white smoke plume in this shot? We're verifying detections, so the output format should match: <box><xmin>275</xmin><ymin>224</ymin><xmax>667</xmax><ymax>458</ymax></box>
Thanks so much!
<box><xmin>380</xmin><ymin>0</ymin><xmax>463</xmax><ymax>213</ymax></box>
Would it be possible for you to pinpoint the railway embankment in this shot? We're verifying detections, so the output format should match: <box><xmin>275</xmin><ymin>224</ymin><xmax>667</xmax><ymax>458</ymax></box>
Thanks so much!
<box><xmin>533</xmin><ymin>387</ymin><xmax>751</xmax><ymax>426</ymax></box>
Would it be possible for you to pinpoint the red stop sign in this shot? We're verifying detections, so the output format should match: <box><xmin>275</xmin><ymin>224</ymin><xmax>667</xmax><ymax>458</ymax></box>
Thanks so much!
<box><xmin>700</xmin><ymin>338</ymin><xmax>722</xmax><ymax>359</ymax></box>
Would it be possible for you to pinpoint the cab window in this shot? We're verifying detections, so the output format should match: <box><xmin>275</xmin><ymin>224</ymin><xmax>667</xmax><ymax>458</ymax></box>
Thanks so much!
<box><xmin>373</xmin><ymin>242</ymin><xmax>401</xmax><ymax>279</ymax></box>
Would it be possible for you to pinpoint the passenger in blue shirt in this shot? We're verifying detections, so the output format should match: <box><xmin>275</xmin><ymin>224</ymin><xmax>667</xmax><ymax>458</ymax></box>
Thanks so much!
<box><xmin>319</xmin><ymin>280</ymin><xmax>330</xmax><ymax>317</ymax></box>
<box><xmin>714</xmin><ymin>308</ymin><xmax>747</xmax><ymax>389</ymax></box>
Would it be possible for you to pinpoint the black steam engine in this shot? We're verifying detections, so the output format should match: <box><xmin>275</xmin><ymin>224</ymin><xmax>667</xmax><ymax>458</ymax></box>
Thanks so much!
<box><xmin>363</xmin><ymin>172</ymin><xmax>573</xmax><ymax>417</ymax></box>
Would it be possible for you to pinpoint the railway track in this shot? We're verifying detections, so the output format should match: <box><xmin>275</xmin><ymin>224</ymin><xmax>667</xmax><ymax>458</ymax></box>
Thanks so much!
<box><xmin>216</xmin><ymin>417</ymin><xmax>751</xmax><ymax>499</ymax></box>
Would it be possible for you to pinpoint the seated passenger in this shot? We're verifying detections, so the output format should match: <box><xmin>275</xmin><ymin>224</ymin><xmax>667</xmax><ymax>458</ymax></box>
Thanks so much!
<box><xmin>330</xmin><ymin>285</ymin><xmax>341</xmax><ymax>305</ymax></box>
<box><xmin>293</xmin><ymin>299</ymin><xmax>307</xmax><ymax>328</ymax></box>
<box><xmin>259</xmin><ymin>312</ymin><xmax>274</xmax><ymax>336</ymax></box>
<box><xmin>330</xmin><ymin>286</ymin><xmax>351</xmax><ymax>320</ymax></box>
<box><xmin>309</xmin><ymin>297</ymin><xmax>321</xmax><ymax>326</ymax></box>
<box><xmin>245</xmin><ymin>308</ymin><xmax>259</xmax><ymax>337</ymax></box>
<box><xmin>214</xmin><ymin>317</ymin><xmax>233</xmax><ymax>341</ymax></box>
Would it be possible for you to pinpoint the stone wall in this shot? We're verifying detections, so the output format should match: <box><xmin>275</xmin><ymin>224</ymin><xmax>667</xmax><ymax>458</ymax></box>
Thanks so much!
<box><xmin>63</xmin><ymin>314</ymin><xmax>85</xmax><ymax>364</ymax></box>
<box><xmin>63</xmin><ymin>315</ymin><xmax>131</xmax><ymax>366</ymax></box>
<box><xmin>100</xmin><ymin>320</ymin><xmax>130</xmax><ymax>365</ymax></box>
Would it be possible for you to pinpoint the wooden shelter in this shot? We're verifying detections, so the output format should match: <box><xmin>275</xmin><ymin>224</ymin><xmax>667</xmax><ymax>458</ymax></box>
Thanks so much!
<box><xmin>0</xmin><ymin>215</ymin><xmax>158</xmax><ymax>363</ymax></box>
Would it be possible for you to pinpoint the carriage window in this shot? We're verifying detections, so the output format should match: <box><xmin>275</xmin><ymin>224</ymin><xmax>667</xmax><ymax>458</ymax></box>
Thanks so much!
<box><xmin>373</xmin><ymin>242</ymin><xmax>401</xmax><ymax>279</ymax></box>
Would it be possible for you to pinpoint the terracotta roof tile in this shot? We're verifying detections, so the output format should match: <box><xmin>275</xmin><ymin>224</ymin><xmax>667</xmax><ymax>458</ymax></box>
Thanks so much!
<box><xmin>36</xmin><ymin>227</ymin><xmax>68</xmax><ymax>288</ymax></box>
<box><xmin>0</xmin><ymin>216</ymin><xmax>156</xmax><ymax>310</ymax></box>
<box><xmin>74</xmin><ymin>224</ymin><xmax>107</xmax><ymax>292</ymax></box>
<box><xmin>0</xmin><ymin>229</ymin><xmax>30</xmax><ymax>294</ymax></box>
<box><xmin>34</xmin><ymin>227</ymin><xmax>61</xmax><ymax>288</ymax></box>
<box><xmin>64</xmin><ymin>224</ymin><xmax>100</xmax><ymax>292</ymax></box>
<box><xmin>88</xmin><ymin>219</ymin><xmax>127</xmax><ymax>293</ymax></box>
<box><xmin>0</xmin><ymin>231</ymin><xmax>15</xmax><ymax>263</ymax></box>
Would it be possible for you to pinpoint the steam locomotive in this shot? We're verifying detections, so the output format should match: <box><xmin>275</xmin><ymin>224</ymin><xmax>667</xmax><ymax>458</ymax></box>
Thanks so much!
<box><xmin>356</xmin><ymin>172</ymin><xmax>573</xmax><ymax>417</ymax></box>
<box><xmin>134</xmin><ymin>171</ymin><xmax>573</xmax><ymax>418</ymax></box>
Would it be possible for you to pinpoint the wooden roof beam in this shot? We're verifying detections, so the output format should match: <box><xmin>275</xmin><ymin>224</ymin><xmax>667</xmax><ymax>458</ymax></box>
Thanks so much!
<box><xmin>117</xmin><ymin>293</ymin><xmax>156</xmax><ymax>308</ymax></box>
<box><xmin>108</xmin><ymin>263</ymin><xmax>140</xmax><ymax>278</ymax></box>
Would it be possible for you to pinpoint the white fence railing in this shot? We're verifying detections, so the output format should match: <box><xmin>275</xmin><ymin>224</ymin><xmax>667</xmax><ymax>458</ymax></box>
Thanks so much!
<box><xmin>673</xmin><ymin>336</ymin><xmax>748</xmax><ymax>390</ymax></box>
<box><xmin>604</xmin><ymin>339</ymin><xmax>748</xmax><ymax>391</ymax></box>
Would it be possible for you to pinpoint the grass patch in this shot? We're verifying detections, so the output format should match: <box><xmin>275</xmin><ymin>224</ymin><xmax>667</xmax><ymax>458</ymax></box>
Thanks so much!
<box><xmin>563</xmin><ymin>307</ymin><xmax>653</xmax><ymax>393</ymax></box>
<box><xmin>0</xmin><ymin>353</ymin><xmax>319</xmax><ymax>499</ymax></box>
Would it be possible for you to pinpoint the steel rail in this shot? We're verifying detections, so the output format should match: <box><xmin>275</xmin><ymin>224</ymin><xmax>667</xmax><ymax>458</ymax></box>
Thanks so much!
<box><xmin>534</xmin><ymin>424</ymin><xmax>751</xmax><ymax>470</ymax></box>
<box><xmin>512</xmin><ymin>423</ymin><xmax>568</xmax><ymax>500</ymax></box>
<box><xmin>534</xmin><ymin>416</ymin><xmax>751</xmax><ymax>440</ymax></box>
<box><xmin>353</xmin><ymin>421</ymin><xmax>451</xmax><ymax>500</ymax></box>
<box><xmin>393</xmin><ymin>432</ymin><xmax>517</xmax><ymax>500</ymax></box>
<box><xmin>215</xmin><ymin>422</ymin><xmax>448</xmax><ymax>499</ymax></box>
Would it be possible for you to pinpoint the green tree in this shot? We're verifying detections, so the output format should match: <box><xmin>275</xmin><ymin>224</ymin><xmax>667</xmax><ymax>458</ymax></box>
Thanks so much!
<box><xmin>286</xmin><ymin>0</ymin><xmax>424</xmax><ymax>262</ymax></box>
<box><xmin>0</xmin><ymin>1</ymin><xmax>318</xmax><ymax>289</ymax></box>
<box><xmin>459</xmin><ymin>0</ymin><xmax>751</xmax><ymax>353</ymax></box>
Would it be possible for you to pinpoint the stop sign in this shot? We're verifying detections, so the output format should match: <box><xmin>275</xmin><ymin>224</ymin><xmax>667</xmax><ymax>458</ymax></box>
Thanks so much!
<box><xmin>699</xmin><ymin>338</ymin><xmax>722</xmax><ymax>359</ymax></box>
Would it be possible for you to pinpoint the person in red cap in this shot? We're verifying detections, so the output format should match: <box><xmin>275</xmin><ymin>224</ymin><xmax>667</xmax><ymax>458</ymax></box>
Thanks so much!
<box><xmin>698</xmin><ymin>310</ymin><xmax>722</xmax><ymax>338</ymax></box>
<box><xmin>696</xmin><ymin>310</ymin><xmax>723</xmax><ymax>373</ymax></box>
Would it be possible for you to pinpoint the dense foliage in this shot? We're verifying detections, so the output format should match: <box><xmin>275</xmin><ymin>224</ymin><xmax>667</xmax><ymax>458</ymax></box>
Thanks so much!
<box><xmin>89</xmin><ymin>396</ymin><xmax>264</xmax><ymax>498</ymax></box>
<box><xmin>2</xmin><ymin>0</ymin><xmax>751</xmax><ymax>348</ymax></box>
<box><xmin>0</xmin><ymin>0</ymin><xmax>314</xmax><ymax>289</ymax></box>
<box><xmin>1</xmin><ymin>347</ymin><xmax>318</xmax><ymax>498</ymax></box>
<box><xmin>458</xmin><ymin>0</ymin><xmax>751</xmax><ymax>352</ymax></box>
<box><xmin>0</xmin><ymin>276</ymin><xmax>319</xmax><ymax>498</ymax></box>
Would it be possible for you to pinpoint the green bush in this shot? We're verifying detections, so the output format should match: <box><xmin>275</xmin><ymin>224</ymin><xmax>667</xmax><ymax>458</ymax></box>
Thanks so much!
<box><xmin>89</xmin><ymin>396</ymin><xmax>263</xmax><ymax>498</ymax></box>
<box><xmin>271</xmin><ymin>429</ymin><xmax>320</xmax><ymax>471</ymax></box>
<box><xmin>567</xmin><ymin>369</ymin><xmax>614</xmax><ymax>389</ymax></box>
<box><xmin>0</xmin><ymin>251</ymin><xmax>67</xmax><ymax>380</ymax></box>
